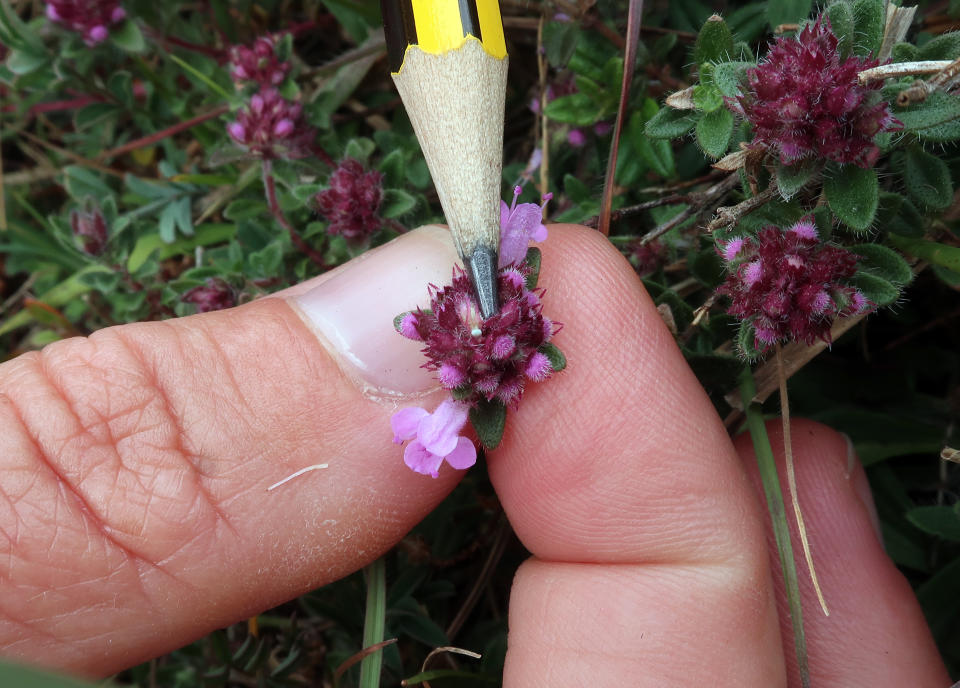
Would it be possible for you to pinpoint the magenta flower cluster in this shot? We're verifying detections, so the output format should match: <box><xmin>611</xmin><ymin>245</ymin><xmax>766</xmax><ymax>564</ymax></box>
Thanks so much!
<box><xmin>70</xmin><ymin>206</ymin><xmax>108</xmax><ymax>256</ymax></box>
<box><xmin>227</xmin><ymin>88</ymin><xmax>314</xmax><ymax>160</ymax></box>
<box><xmin>398</xmin><ymin>266</ymin><xmax>559</xmax><ymax>406</ymax></box>
<box><xmin>228</xmin><ymin>35</ymin><xmax>291</xmax><ymax>88</ymax></box>
<box><xmin>391</xmin><ymin>400</ymin><xmax>477</xmax><ymax>478</ymax></box>
<box><xmin>314</xmin><ymin>159</ymin><xmax>384</xmax><ymax>243</ymax></box>
<box><xmin>719</xmin><ymin>219</ymin><xmax>870</xmax><ymax>348</ymax></box>
<box><xmin>45</xmin><ymin>0</ymin><xmax>126</xmax><ymax>46</ymax></box>
<box><xmin>181</xmin><ymin>278</ymin><xmax>236</xmax><ymax>313</ymax></box>
<box><xmin>728</xmin><ymin>20</ymin><xmax>899</xmax><ymax>168</ymax></box>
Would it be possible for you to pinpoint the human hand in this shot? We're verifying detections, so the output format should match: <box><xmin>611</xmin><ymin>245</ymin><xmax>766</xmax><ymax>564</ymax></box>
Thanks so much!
<box><xmin>0</xmin><ymin>225</ymin><xmax>948</xmax><ymax>685</ymax></box>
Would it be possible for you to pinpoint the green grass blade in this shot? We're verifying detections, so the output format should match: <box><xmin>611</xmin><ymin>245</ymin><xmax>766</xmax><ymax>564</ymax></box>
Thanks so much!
<box><xmin>359</xmin><ymin>556</ymin><xmax>387</xmax><ymax>688</ymax></box>
<box><xmin>739</xmin><ymin>367</ymin><xmax>810</xmax><ymax>688</ymax></box>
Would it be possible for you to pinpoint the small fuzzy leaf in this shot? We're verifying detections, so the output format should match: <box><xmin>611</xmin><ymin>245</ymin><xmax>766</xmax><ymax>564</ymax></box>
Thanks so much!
<box><xmin>917</xmin><ymin>32</ymin><xmax>960</xmax><ymax>60</ymax></box>
<box><xmin>392</xmin><ymin>311</ymin><xmax>411</xmax><ymax>333</ymax></box>
<box><xmin>543</xmin><ymin>20</ymin><xmax>579</xmax><ymax>68</ymax></box>
<box><xmin>887</xmin><ymin>235</ymin><xmax>960</xmax><ymax>273</ymax></box>
<box><xmin>694</xmin><ymin>15</ymin><xmax>734</xmax><ymax>65</ymax></box>
<box><xmin>851</xmin><ymin>243</ymin><xmax>913</xmax><ymax>286</ymax></box>
<box><xmin>891</xmin><ymin>41</ymin><xmax>919</xmax><ymax>62</ymax></box>
<box><xmin>850</xmin><ymin>271</ymin><xmax>899</xmax><ymax>306</ymax></box>
<box><xmin>775</xmin><ymin>159</ymin><xmax>820</xmax><ymax>200</ymax></box>
<box><xmin>111</xmin><ymin>20</ymin><xmax>146</xmax><ymax>53</ymax></box>
<box><xmin>852</xmin><ymin>0</ymin><xmax>885</xmax><ymax>57</ymax></box>
<box><xmin>539</xmin><ymin>342</ymin><xmax>567</xmax><ymax>372</ymax></box>
<box><xmin>767</xmin><ymin>0</ymin><xmax>811</xmax><ymax>30</ymax></box>
<box><xmin>887</xmin><ymin>197</ymin><xmax>926</xmax><ymax>238</ymax></box>
<box><xmin>735</xmin><ymin>320</ymin><xmax>764</xmax><ymax>362</ymax></box>
<box><xmin>381</xmin><ymin>189</ymin><xmax>417</xmax><ymax>218</ymax></box>
<box><xmin>894</xmin><ymin>91</ymin><xmax>960</xmax><ymax>141</ymax></box>
<box><xmin>824</xmin><ymin>164</ymin><xmax>878</xmax><ymax>231</ymax></box>
<box><xmin>906</xmin><ymin>506</ymin><xmax>960</xmax><ymax>541</ymax></box>
<box><xmin>901</xmin><ymin>147</ymin><xmax>953</xmax><ymax>212</ymax></box>
<box><xmin>712</xmin><ymin>61</ymin><xmax>753</xmax><ymax>98</ymax></box>
<box><xmin>5</xmin><ymin>48</ymin><xmax>47</xmax><ymax>75</ymax></box>
<box><xmin>695</xmin><ymin>108</ymin><xmax>734</xmax><ymax>159</ymax></box>
<box><xmin>645</xmin><ymin>106</ymin><xmax>697</xmax><ymax>139</ymax></box>
<box><xmin>544</xmin><ymin>93</ymin><xmax>603</xmax><ymax>126</ymax></box>
<box><xmin>692</xmin><ymin>83</ymin><xmax>724</xmax><ymax>112</ymax></box>
<box><xmin>469</xmin><ymin>399</ymin><xmax>507</xmax><ymax>450</ymax></box>
<box><xmin>344</xmin><ymin>137</ymin><xmax>375</xmax><ymax>163</ymax></box>
<box><xmin>825</xmin><ymin>1</ymin><xmax>855</xmax><ymax>58</ymax></box>
<box><xmin>523</xmin><ymin>247</ymin><xmax>542</xmax><ymax>289</ymax></box>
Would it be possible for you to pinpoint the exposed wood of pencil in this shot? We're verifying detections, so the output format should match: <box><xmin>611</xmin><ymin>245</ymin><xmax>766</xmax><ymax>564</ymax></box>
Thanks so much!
<box><xmin>391</xmin><ymin>40</ymin><xmax>507</xmax><ymax>260</ymax></box>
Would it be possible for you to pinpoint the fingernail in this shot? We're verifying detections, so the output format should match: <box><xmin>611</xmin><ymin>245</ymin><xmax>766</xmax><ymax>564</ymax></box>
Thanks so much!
<box><xmin>291</xmin><ymin>226</ymin><xmax>459</xmax><ymax>398</ymax></box>
<box><xmin>842</xmin><ymin>433</ymin><xmax>885</xmax><ymax>545</ymax></box>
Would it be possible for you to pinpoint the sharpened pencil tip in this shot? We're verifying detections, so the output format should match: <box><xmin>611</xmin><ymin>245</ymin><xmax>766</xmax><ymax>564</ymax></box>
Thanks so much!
<box><xmin>465</xmin><ymin>246</ymin><xmax>499</xmax><ymax>319</ymax></box>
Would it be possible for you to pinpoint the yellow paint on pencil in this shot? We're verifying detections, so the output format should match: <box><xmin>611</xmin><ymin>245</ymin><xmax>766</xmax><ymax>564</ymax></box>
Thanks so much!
<box><xmin>400</xmin><ymin>0</ymin><xmax>505</xmax><ymax>71</ymax></box>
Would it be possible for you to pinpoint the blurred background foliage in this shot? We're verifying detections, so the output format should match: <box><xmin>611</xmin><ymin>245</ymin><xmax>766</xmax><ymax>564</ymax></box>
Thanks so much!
<box><xmin>1</xmin><ymin>0</ymin><xmax>958</xmax><ymax>684</ymax></box>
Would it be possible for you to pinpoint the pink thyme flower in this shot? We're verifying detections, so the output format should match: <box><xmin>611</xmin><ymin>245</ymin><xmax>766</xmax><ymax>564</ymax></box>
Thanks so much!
<box><xmin>229</xmin><ymin>35</ymin><xmax>291</xmax><ymax>88</ymax></box>
<box><xmin>499</xmin><ymin>186</ymin><xmax>550</xmax><ymax>268</ymax></box>
<box><xmin>70</xmin><ymin>205</ymin><xmax>108</xmax><ymax>255</ymax></box>
<box><xmin>315</xmin><ymin>158</ymin><xmax>384</xmax><ymax>243</ymax></box>
<box><xmin>181</xmin><ymin>278</ymin><xmax>236</xmax><ymax>313</ymax></box>
<box><xmin>728</xmin><ymin>19</ymin><xmax>900</xmax><ymax>168</ymax></box>
<box><xmin>567</xmin><ymin>129</ymin><xmax>586</xmax><ymax>147</ymax></box>
<box><xmin>397</xmin><ymin>265</ymin><xmax>560</xmax><ymax>406</ymax></box>
<box><xmin>227</xmin><ymin>88</ymin><xmax>315</xmax><ymax>160</ymax></box>
<box><xmin>391</xmin><ymin>399</ymin><xmax>477</xmax><ymax>478</ymax></box>
<box><xmin>45</xmin><ymin>0</ymin><xmax>126</xmax><ymax>46</ymax></box>
<box><xmin>718</xmin><ymin>218</ymin><xmax>872</xmax><ymax>348</ymax></box>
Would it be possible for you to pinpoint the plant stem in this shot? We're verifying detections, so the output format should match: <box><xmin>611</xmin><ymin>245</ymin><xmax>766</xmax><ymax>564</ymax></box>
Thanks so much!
<box><xmin>261</xmin><ymin>161</ymin><xmax>327</xmax><ymax>269</ymax></box>
<box><xmin>358</xmin><ymin>556</ymin><xmax>387</xmax><ymax>688</ymax></box>
<box><xmin>98</xmin><ymin>104</ymin><xmax>230</xmax><ymax>162</ymax></box>
<box><xmin>738</xmin><ymin>367</ymin><xmax>810</xmax><ymax>688</ymax></box>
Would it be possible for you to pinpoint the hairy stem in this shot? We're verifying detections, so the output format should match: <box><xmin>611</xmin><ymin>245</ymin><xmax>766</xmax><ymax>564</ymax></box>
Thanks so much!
<box><xmin>261</xmin><ymin>161</ymin><xmax>328</xmax><ymax>269</ymax></box>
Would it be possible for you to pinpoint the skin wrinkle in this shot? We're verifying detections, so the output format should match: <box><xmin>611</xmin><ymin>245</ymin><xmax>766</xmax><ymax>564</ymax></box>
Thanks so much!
<box><xmin>111</xmin><ymin>328</ymin><xmax>239</xmax><ymax>542</ymax></box>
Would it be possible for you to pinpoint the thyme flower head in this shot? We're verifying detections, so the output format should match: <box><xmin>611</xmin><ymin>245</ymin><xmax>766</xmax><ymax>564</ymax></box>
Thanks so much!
<box><xmin>315</xmin><ymin>159</ymin><xmax>384</xmax><ymax>243</ymax></box>
<box><xmin>718</xmin><ymin>218</ymin><xmax>871</xmax><ymax>348</ymax></box>
<box><xmin>45</xmin><ymin>0</ymin><xmax>126</xmax><ymax>46</ymax></box>
<box><xmin>228</xmin><ymin>35</ymin><xmax>291</xmax><ymax>88</ymax></box>
<box><xmin>398</xmin><ymin>265</ymin><xmax>561</xmax><ymax>406</ymax></box>
<box><xmin>728</xmin><ymin>20</ymin><xmax>899</xmax><ymax>168</ymax></box>
<box><xmin>227</xmin><ymin>88</ymin><xmax>315</xmax><ymax>160</ymax></box>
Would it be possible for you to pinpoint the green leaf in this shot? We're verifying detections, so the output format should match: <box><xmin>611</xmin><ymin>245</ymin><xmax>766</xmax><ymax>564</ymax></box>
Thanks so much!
<box><xmin>224</xmin><ymin>198</ymin><xmax>267</xmax><ymax>222</ymax></box>
<box><xmin>825</xmin><ymin>1</ymin><xmax>856</xmax><ymax>58</ymax></box>
<box><xmin>694</xmin><ymin>15</ymin><xmax>734</xmax><ymax>65</ymax></box>
<box><xmin>887</xmin><ymin>197</ymin><xmax>926</xmax><ymax>238</ymax></box>
<box><xmin>852</xmin><ymin>0</ymin><xmax>885</xmax><ymax>57</ymax></box>
<box><xmin>851</xmin><ymin>243</ymin><xmax>913</xmax><ymax>286</ymax></box>
<box><xmin>377</xmin><ymin>149</ymin><xmax>406</xmax><ymax>188</ymax></box>
<box><xmin>523</xmin><ymin>247</ymin><xmax>542</xmax><ymax>289</ymax></box>
<box><xmin>824</xmin><ymin>164</ymin><xmax>878</xmax><ymax>231</ymax></box>
<box><xmin>917</xmin><ymin>31</ymin><xmax>960</xmax><ymax>60</ymax></box>
<box><xmin>539</xmin><ymin>342</ymin><xmax>567</xmax><ymax>372</ymax></box>
<box><xmin>543</xmin><ymin>93</ymin><xmax>602</xmax><ymax>126</ymax></box>
<box><xmin>563</xmin><ymin>174</ymin><xmax>592</xmax><ymax>203</ymax></box>
<box><xmin>64</xmin><ymin>166</ymin><xmax>113</xmax><ymax>202</ymax></box>
<box><xmin>469</xmin><ymin>399</ymin><xmax>507</xmax><ymax>450</ymax></box>
<box><xmin>0</xmin><ymin>659</ymin><xmax>99</xmax><ymax>687</ymax></box>
<box><xmin>0</xmin><ymin>265</ymin><xmax>112</xmax><ymax>337</ymax></box>
<box><xmin>887</xmin><ymin>234</ymin><xmax>960</xmax><ymax>273</ymax></box>
<box><xmin>775</xmin><ymin>159</ymin><xmax>820</xmax><ymax>200</ymax></box>
<box><xmin>127</xmin><ymin>223</ymin><xmax>235</xmax><ymax>273</ymax></box>
<box><xmin>735</xmin><ymin>320</ymin><xmax>764</xmax><ymax>362</ymax></box>
<box><xmin>894</xmin><ymin>91</ymin><xmax>960</xmax><ymax>141</ymax></box>
<box><xmin>917</xmin><ymin>556</ymin><xmax>960</xmax><ymax>638</ymax></box>
<box><xmin>891</xmin><ymin>41</ymin><xmax>919</xmax><ymax>62</ymax></box>
<box><xmin>344</xmin><ymin>137</ymin><xmax>376</xmax><ymax>164</ymax></box>
<box><xmin>645</xmin><ymin>106</ymin><xmax>697</xmax><ymax>139</ymax></box>
<box><xmin>5</xmin><ymin>48</ymin><xmax>48</xmax><ymax>75</ymax></box>
<box><xmin>767</xmin><ymin>0</ymin><xmax>811</xmax><ymax>30</ymax></box>
<box><xmin>381</xmin><ymin>189</ymin><xmax>417</xmax><ymax>218</ymax></box>
<box><xmin>906</xmin><ymin>506</ymin><xmax>960</xmax><ymax>541</ymax></box>
<box><xmin>110</xmin><ymin>19</ymin><xmax>146</xmax><ymax>53</ymax></box>
<box><xmin>631</xmin><ymin>103</ymin><xmax>675</xmax><ymax>178</ymax></box>
<box><xmin>319</xmin><ymin>0</ymin><xmax>377</xmax><ymax>44</ymax></box>
<box><xmin>901</xmin><ymin>147</ymin><xmax>953</xmax><ymax>211</ymax></box>
<box><xmin>695</xmin><ymin>108</ymin><xmax>734</xmax><ymax>159</ymax></box>
<box><xmin>727</xmin><ymin>4</ymin><xmax>768</xmax><ymax>43</ymax></box>
<box><xmin>543</xmin><ymin>20</ymin><xmax>579</xmax><ymax>68</ymax></box>
<box><xmin>850</xmin><ymin>272</ymin><xmax>899</xmax><ymax>305</ymax></box>
<box><xmin>712</xmin><ymin>61</ymin><xmax>753</xmax><ymax>98</ymax></box>
<box><xmin>692</xmin><ymin>83</ymin><xmax>724</xmax><ymax>113</ymax></box>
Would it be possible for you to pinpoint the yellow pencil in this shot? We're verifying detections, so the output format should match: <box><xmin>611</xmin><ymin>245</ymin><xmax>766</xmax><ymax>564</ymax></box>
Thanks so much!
<box><xmin>381</xmin><ymin>0</ymin><xmax>508</xmax><ymax>318</ymax></box>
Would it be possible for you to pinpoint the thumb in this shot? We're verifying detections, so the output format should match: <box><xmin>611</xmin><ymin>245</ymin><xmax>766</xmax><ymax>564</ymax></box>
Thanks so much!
<box><xmin>0</xmin><ymin>226</ymin><xmax>462</xmax><ymax>676</ymax></box>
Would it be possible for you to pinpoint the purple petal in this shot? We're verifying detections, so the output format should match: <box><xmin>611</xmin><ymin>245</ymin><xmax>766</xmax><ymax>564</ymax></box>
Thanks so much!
<box><xmin>444</xmin><ymin>437</ymin><xmax>477</xmax><ymax>470</ymax></box>
<box><xmin>417</xmin><ymin>399</ymin><xmax>467</xmax><ymax>456</ymax></box>
<box><xmin>403</xmin><ymin>441</ymin><xmax>444</xmax><ymax>478</ymax></box>
<box><xmin>88</xmin><ymin>25</ymin><xmax>109</xmax><ymax>43</ymax></box>
<box><xmin>530</xmin><ymin>223</ymin><xmax>548</xmax><ymax>242</ymax></box>
<box><xmin>391</xmin><ymin>407</ymin><xmax>428</xmax><ymax>443</ymax></box>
